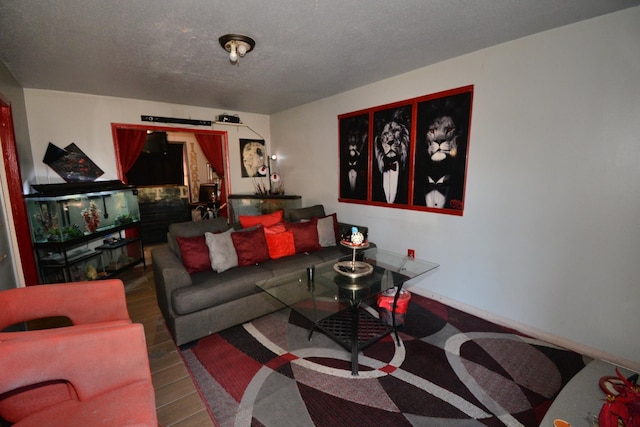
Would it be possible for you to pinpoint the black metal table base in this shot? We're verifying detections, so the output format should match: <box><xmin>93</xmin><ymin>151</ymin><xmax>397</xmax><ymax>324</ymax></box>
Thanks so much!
<box><xmin>311</xmin><ymin>305</ymin><xmax>393</xmax><ymax>375</ymax></box>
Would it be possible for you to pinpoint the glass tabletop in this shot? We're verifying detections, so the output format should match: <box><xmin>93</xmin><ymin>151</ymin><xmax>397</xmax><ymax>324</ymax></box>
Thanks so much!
<box><xmin>256</xmin><ymin>248</ymin><xmax>439</xmax><ymax>324</ymax></box>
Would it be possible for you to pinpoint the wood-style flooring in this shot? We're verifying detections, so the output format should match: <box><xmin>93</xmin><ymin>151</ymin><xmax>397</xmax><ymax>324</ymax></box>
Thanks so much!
<box><xmin>119</xmin><ymin>260</ymin><xmax>216</xmax><ymax>427</ymax></box>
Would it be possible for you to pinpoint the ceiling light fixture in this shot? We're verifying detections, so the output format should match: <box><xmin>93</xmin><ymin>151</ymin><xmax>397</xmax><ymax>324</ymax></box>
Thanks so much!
<box><xmin>219</xmin><ymin>34</ymin><xmax>255</xmax><ymax>64</ymax></box>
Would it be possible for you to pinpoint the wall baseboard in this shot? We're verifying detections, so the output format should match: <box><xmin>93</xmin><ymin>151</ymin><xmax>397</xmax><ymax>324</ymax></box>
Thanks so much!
<box><xmin>410</xmin><ymin>288</ymin><xmax>640</xmax><ymax>373</ymax></box>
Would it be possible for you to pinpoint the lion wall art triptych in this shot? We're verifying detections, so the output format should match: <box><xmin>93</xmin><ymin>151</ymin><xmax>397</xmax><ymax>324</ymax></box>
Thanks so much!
<box><xmin>339</xmin><ymin>85</ymin><xmax>473</xmax><ymax>216</ymax></box>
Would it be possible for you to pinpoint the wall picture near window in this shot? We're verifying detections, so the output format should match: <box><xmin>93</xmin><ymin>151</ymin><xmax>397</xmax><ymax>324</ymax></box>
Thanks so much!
<box><xmin>239</xmin><ymin>139</ymin><xmax>266</xmax><ymax>178</ymax></box>
<box><xmin>339</xmin><ymin>113</ymin><xmax>369</xmax><ymax>201</ymax></box>
<box><xmin>338</xmin><ymin>85</ymin><xmax>473</xmax><ymax>216</ymax></box>
<box><xmin>371</xmin><ymin>104</ymin><xmax>412</xmax><ymax>205</ymax></box>
<box><xmin>413</xmin><ymin>90</ymin><xmax>472</xmax><ymax>212</ymax></box>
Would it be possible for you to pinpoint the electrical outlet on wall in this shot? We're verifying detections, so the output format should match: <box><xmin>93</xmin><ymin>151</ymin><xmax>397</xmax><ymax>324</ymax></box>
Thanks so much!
<box><xmin>407</xmin><ymin>249</ymin><xmax>415</xmax><ymax>259</ymax></box>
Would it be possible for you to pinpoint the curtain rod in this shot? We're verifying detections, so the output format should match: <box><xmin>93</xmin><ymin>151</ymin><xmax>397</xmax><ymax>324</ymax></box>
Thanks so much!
<box><xmin>141</xmin><ymin>115</ymin><xmax>212</xmax><ymax>126</ymax></box>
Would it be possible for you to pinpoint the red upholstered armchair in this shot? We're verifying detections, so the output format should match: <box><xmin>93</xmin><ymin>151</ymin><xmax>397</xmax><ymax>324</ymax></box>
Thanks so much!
<box><xmin>0</xmin><ymin>280</ymin><xmax>156</xmax><ymax>425</ymax></box>
<box><xmin>0</xmin><ymin>323</ymin><xmax>157</xmax><ymax>426</ymax></box>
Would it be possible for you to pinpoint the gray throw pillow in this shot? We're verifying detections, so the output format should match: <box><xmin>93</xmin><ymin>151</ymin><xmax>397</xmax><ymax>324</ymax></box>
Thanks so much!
<box><xmin>317</xmin><ymin>215</ymin><xmax>337</xmax><ymax>247</ymax></box>
<box><xmin>205</xmin><ymin>229</ymin><xmax>238</xmax><ymax>273</ymax></box>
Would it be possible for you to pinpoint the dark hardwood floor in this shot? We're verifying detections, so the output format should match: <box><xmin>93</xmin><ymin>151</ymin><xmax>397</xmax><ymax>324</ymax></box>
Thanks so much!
<box><xmin>118</xmin><ymin>250</ymin><xmax>216</xmax><ymax>427</ymax></box>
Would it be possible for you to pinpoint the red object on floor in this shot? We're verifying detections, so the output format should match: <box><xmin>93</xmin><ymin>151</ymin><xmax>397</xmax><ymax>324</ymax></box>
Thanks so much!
<box><xmin>377</xmin><ymin>288</ymin><xmax>411</xmax><ymax>325</ymax></box>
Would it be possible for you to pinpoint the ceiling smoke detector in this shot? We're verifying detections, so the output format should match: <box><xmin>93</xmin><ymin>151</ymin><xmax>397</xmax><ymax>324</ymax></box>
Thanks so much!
<box><xmin>219</xmin><ymin>34</ymin><xmax>255</xmax><ymax>64</ymax></box>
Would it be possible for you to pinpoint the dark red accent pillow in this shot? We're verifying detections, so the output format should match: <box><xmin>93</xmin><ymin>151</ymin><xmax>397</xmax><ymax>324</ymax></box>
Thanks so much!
<box><xmin>176</xmin><ymin>235</ymin><xmax>211</xmax><ymax>274</ymax></box>
<box><xmin>265</xmin><ymin>230</ymin><xmax>296</xmax><ymax>259</ymax></box>
<box><xmin>231</xmin><ymin>227</ymin><xmax>270</xmax><ymax>266</ymax></box>
<box><xmin>285</xmin><ymin>219</ymin><xmax>321</xmax><ymax>253</ymax></box>
<box><xmin>239</xmin><ymin>210</ymin><xmax>283</xmax><ymax>228</ymax></box>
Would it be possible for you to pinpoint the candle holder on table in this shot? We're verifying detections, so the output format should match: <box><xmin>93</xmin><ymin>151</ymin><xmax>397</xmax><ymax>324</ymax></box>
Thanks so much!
<box><xmin>333</xmin><ymin>227</ymin><xmax>373</xmax><ymax>278</ymax></box>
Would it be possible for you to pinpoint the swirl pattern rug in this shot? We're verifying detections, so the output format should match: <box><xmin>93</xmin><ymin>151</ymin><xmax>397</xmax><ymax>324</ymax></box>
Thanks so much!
<box><xmin>179</xmin><ymin>293</ymin><xmax>589</xmax><ymax>426</ymax></box>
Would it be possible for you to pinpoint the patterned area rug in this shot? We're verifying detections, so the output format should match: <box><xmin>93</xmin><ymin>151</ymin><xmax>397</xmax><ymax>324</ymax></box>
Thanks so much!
<box><xmin>179</xmin><ymin>293</ymin><xmax>589</xmax><ymax>426</ymax></box>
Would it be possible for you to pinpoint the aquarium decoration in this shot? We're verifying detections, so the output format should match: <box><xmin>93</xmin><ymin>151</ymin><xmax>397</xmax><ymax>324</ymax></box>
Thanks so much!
<box><xmin>81</xmin><ymin>200</ymin><xmax>101</xmax><ymax>233</ymax></box>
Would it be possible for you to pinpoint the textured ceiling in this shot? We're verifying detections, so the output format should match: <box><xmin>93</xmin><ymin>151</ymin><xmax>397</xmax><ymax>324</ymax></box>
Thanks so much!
<box><xmin>1</xmin><ymin>0</ymin><xmax>638</xmax><ymax>114</ymax></box>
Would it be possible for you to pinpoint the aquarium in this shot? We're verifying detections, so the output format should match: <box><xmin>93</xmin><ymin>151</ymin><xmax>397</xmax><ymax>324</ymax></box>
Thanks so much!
<box><xmin>26</xmin><ymin>181</ymin><xmax>145</xmax><ymax>284</ymax></box>
<box><xmin>25</xmin><ymin>182</ymin><xmax>140</xmax><ymax>243</ymax></box>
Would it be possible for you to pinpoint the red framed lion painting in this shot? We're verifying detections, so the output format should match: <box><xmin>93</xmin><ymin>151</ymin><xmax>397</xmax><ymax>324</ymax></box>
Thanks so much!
<box><xmin>338</xmin><ymin>85</ymin><xmax>473</xmax><ymax>216</ymax></box>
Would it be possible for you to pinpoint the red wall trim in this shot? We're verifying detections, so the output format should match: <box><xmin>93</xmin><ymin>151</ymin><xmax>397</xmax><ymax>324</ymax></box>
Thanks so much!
<box><xmin>0</xmin><ymin>101</ymin><xmax>39</xmax><ymax>285</ymax></box>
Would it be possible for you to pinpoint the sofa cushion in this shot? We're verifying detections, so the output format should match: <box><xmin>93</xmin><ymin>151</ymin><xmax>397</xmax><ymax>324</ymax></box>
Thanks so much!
<box><xmin>285</xmin><ymin>219</ymin><xmax>321</xmax><ymax>253</ymax></box>
<box><xmin>260</xmin><ymin>251</ymin><xmax>327</xmax><ymax>277</ymax></box>
<box><xmin>176</xmin><ymin>235</ymin><xmax>211</xmax><ymax>274</ymax></box>
<box><xmin>231</xmin><ymin>227</ymin><xmax>270</xmax><ymax>266</ymax></box>
<box><xmin>309</xmin><ymin>245</ymin><xmax>348</xmax><ymax>262</ymax></box>
<box><xmin>168</xmin><ymin>218</ymin><xmax>232</xmax><ymax>258</ymax></box>
<box><xmin>172</xmin><ymin>265</ymin><xmax>272</xmax><ymax>315</ymax></box>
<box><xmin>289</xmin><ymin>205</ymin><xmax>325</xmax><ymax>222</ymax></box>
<box><xmin>205</xmin><ymin>229</ymin><xmax>238</xmax><ymax>273</ymax></box>
<box><xmin>239</xmin><ymin>210</ymin><xmax>283</xmax><ymax>228</ymax></box>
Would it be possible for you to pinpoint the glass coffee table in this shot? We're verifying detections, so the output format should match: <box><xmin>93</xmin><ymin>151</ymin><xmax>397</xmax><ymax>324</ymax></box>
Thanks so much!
<box><xmin>256</xmin><ymin>248</ymin><xmax>439</xmax><ymax>375</ymax></box>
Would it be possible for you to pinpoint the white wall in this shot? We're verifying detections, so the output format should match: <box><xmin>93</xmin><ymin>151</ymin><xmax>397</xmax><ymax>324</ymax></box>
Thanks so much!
<box><xmin>0</xmin><ymin>61</ymin><xmax>34</xmax><ymax>189</ymax></box>
<box><xmin>271</xmin><ymin>8</ymin><xmax>640</xmax><ymax>368</ymax></box>
<box><xmin>22</xmin><ymin>90</ymin><xmax>271</xmax><ymax>195</ymax></box>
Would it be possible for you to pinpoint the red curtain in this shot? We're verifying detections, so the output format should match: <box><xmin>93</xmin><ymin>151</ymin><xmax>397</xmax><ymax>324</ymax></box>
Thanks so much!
<box><xmin>195</xmin><ymin>133</ymin><xmax>227</xmax><ymax>216</ymax></box>
<box><xmin>115</xmin><ymin>128</ymin><xmax>147</xmax><ymax>183</ymax></box>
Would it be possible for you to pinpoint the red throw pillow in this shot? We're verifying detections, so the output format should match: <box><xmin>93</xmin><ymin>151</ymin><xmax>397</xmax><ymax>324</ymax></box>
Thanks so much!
<box><xmin>231</xmin><ymin>227</ymin><xmax>270</xmax><ymax>266</ymax></box>
<box><xmin>176</xmin><ymin>235</ymin><xmax>211</xmax><ymax>274</ymax></box>
<box><xmin>265</xmin><ymin>230</ymin><xmax>295</xmax><ymax>259</ymax></box>
<box><xmin>264</xmin><ymin>224</ymin><xmax>287</xmax><ymax>235</ymax></box>
<box><xmin>239</xmin><ymin>210</ymin><xmax>283</xmax><ymax>229</ymax></box>
<box><xmin>285</xmin><ymin>219</ymin><xmax>321</xmax><ymax>253</ymax></box>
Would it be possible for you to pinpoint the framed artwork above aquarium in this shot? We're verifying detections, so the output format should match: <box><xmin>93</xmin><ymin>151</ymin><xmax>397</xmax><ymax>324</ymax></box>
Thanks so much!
<box><xmin>338</xmin><ymin>85</ymin><xmax>473</xmax><ymax>216</ymax></box>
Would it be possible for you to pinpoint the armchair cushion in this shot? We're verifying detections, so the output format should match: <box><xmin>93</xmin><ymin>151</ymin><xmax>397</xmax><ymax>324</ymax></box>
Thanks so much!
<box><xmin>0</xmin><ymin>324</ymin><xmax>156</xmax><ymax>426</ymax></box>
<box><xmin>0</xmin><ymin>280</ymin><xmax>134</xmax><ymax>423</ymax></box>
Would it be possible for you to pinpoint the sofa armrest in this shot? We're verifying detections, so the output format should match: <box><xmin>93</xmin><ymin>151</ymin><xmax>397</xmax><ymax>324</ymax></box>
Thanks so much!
<box><xmin>151</xmin><ymin>245</ymin><xmax>193</xmax><ymax>320</ymax></box>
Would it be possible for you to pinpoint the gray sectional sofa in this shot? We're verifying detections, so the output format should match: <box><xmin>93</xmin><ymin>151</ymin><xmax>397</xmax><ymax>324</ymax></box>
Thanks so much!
<box><xmin>151</xmin><ymin>204</ymin><xmax>368</xmax><ymax>346</ymax></box>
